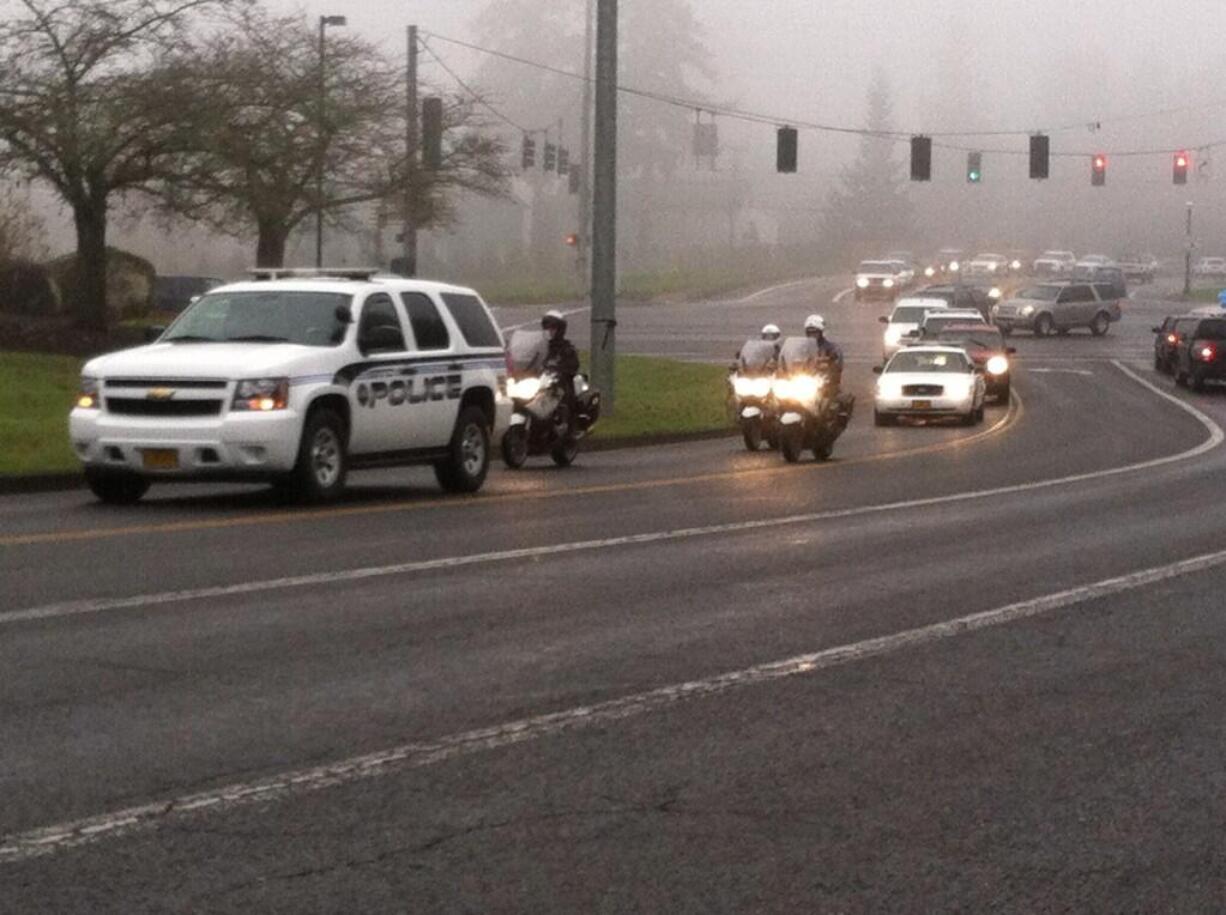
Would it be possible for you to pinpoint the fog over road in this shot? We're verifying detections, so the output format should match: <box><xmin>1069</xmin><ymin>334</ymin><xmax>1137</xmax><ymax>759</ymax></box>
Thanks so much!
<box><xmin>4</xmin><ymin>278</ymin><xmax>1226</xmax><ymax>911</ymax></box>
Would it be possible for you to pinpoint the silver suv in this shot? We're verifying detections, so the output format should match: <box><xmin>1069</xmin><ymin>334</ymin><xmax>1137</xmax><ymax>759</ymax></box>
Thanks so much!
<box><xmin>991</xmin><ymin>282</ymin><xmax>1122</xmax><ymax>337</ymax></box>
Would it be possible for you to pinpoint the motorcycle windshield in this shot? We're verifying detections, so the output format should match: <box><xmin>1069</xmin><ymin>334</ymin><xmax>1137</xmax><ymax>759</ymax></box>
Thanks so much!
<box><xmin>508</xmin><ymin>330</ymin><xmax>550</xmax><ymax>375</ymax></box>
<box><xmin>737</xmin><ymin>340</ymin><xmax>776</xmax><ymax>373</ymax></box>
<box><xmin>778</xmin><ymin>337</ymin><xmax>821</xmax><ymax>373</ymax></box>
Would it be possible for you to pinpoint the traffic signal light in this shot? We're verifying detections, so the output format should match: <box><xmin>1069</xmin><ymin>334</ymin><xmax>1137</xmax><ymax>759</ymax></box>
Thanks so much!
<box><xmin>557</xmin><ymin>146</ymin><xmax>570</xmax><ymax>176</ymax></box>
<box><xmin>421</xmin><ymin>97</ymin><xmax>444</xmax><ymax>170</ymax></box>
<box><xmin>910</xmin><ymin>135</ymin><xmax>932</xmax><ymax>181</ymax></box>
<box><xmin>1174</xmin><ymin>150</ymin><xmax>1190</xmax><ymax>185</ymax></box>
<box><xmin>967</xmin><ymin>151</ymin><xmax>982</xmax><ymax>183</ymax></box>
<box><xmin>1091</xmin><ymin>153</ymin><xmax>1106</xmax><ymax>186</ymax></box>
<box><xmin>776</xmin><ymin>127</ymin><xmax>798</xmax><ymax>173</ymax></box>
<box><xmin>1029</xmin><ymin>134</ymin><xmax>1049</xmax><ymax>180</ymax></box>
<box><xmin>564</xmin><ymin>233</ymin><xmax>579</xmax><ymax>247</ymax></box>
<box><xmin>521</xmin><ymin>135</ymin><xmax>536</xmax><ymax>170</ymax></box>
<box><xmin>543</xmin><ymin>142</ymin><xmax>557</xmax><ymax>172</ymax></box>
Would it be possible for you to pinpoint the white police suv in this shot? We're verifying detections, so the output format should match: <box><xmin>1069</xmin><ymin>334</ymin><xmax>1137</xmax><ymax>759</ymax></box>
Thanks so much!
<box><xmin>70</xmin><ymin>269</ymin><xmax>511</xmax><ymax>503</ymax></box>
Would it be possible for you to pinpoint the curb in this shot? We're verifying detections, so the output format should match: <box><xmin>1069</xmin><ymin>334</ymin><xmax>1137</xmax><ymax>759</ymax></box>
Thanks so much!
<box><xmin>0</xmin><ymin>431</ymin><xmax>739</xmax><ymax>496</ymax></box>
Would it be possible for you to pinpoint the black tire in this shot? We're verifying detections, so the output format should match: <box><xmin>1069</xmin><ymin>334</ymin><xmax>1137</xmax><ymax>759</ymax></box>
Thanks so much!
<box><xmin>1154</xmin><ymin>353</ymin><xmax>1165</xmax><ymax>373</ymax></box>
<box><xmin>741</xmin><ymin>417</ymin><xmax>763</xmax><ymax>452</ymax></box>
<box><xmin>1090</xmin><ymin>312</ymin><xmax>1110</xmax><ymax>337</ymax></box>
<box><xmin>434</xmin><ymin>406</ymin><xmax>491</xmax><ymax>493</ymax></box>
<box><xmin>975</xmin><ymin>403</ymin><xmax>986</xmax><ymax>423</ymax></box>
<box><xmin>501</xmin><ymin>425</ymin><xmax>528</xmax><ymax>469</ymax></box>
<box><xmin>283</xmin><ymin>408</ymin><xmax>348</xmax><ymax>503</ymax></box>
<box><xmin>1175</xmin><ymin>365</ymin><xmax>1189</xmax><ymax>388</ymax></box>
<box><xmin>1191</xmin><ymin>366</ymin><xmax>1207</xmax><ymax>393</ymax></box>
<box><xmin>84</xmin><ymin>467</ymin><xmax>150</xmax><ymax>505</ymax></box>
<box><xmin>874</xmin><ymin>410</ymin><xmax>895</xmax><ymax>427</ymax></box>
<box><xmin>998</xmin><ymin>325</ymin><xmax>1012</xmax><ymax>338</ymax></box>
<box><xmin>551</xmin><ymin>437</ymin><xmax>579</xmax><ymax>467</ymax></box>
<box><xmin>780</xmin><ymin>426</ymin><xmax>804</xmax><ymax>463</ymax></box>
<box><xmin>1034</xmin><ymin>313</ymin><xmax>1054</xmax><ymax>337</ymax></box>
<box><xmin>813</xmin><ymin>438</ymin><xmax>834</xmax><ymax>461</ymax></box>
<box><xmin>995</xmin><ymin>382</ymin><xmax>1011</xmax><ymax>404</ymax></box>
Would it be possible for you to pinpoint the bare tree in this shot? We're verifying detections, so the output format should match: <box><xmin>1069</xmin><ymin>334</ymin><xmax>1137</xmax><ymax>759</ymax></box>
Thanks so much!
<box><xmin>0</xmin><ymin>0</ymin><xmax>232</xmax><ymax>329</ymax></box>
<box><xmin>160</xmin><ymin>8</ymin><xmax>511</xmax><ymax>268</ymax></box>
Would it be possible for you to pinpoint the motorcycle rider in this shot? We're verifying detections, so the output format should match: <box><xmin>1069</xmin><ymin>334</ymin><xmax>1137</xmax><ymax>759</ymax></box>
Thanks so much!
<box><xmin>542</xmin><ymin>309</ymin><xmax>580</xmax><ymax>432</ymax></box>
<box><xmin>804</xmin><ymin>314</ymin><xmax>843</xmax><ymax>388</ymax></box>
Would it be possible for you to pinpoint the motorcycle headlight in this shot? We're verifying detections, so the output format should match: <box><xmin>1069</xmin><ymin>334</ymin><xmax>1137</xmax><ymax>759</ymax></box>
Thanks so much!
<box><xmin>508</xmin><ymin>376</ymin><xmax>543</xmax><ymax>400</ymax></box>
<box><xmin>232</xmin><ymin>377</ymin><xmax>289</xmax><ymax>411</ymax></box>
<box><xmin>986</xmin><ymin>355</ymin><xmax>1009</xmax><ymax>376</ymax></box>
<box><xmin>76</xmin><ymin>376</ymin><xmax>100</xmax><ymax>410</ymax></box>
<box><xmin>856</xmin><ymin>277</ymin><xmax>870</xmax><ymax>288</ymax></box>
<box><xmin>774</xmin><ymin>374</ymin><xmax>823</xmax><ymax>403</ymax></box>
<box><xmin>750</xmin><ymin>377</ymin><xmax>772</xmax><ymax>399</ymax></box>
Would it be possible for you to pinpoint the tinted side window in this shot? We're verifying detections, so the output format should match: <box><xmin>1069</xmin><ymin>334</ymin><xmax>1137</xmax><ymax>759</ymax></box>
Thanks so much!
<box><xmin>401</xmin><ymin>292</ymin><xmax>451</xmax><ymax>350</ymax></box>
<box><xmin>1195</xmin><ymin>319</ymin><xmax>1226</xmax><ymax>341</ymax></box>
<box><xmin>358</xmin><ymin>294</ymin><xmax>406</xmax><ymax>352</ymax></box>
<box><xmin>441</xmin><ymin>293</ymin><xmax>502</xmax><ymax>348</ymax></box>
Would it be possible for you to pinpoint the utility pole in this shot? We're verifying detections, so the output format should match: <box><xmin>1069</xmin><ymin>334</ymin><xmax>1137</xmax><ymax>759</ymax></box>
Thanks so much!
<box><xmin>577</xmin><ymin>0</ymin><xmax>594</xmax><ymax>285</ymax></box>
<box><xmin>1185</xmin><ymin>200</ymin><xmax>1194</xmax><ymax>297</ymax></box>
<box><xmin>590</xmin><ymin>0</ymin><xmax>618</xmax><ymax>413</ymax></box>
<box><xmin>402</xmin><ymin>25</ymin><xmax>419</xmax><ymax>277</ymax></box>
<box><xmin>316</xmin><ymin>15</ymin><xmax>346</xmax><ymax>268</ymax></box>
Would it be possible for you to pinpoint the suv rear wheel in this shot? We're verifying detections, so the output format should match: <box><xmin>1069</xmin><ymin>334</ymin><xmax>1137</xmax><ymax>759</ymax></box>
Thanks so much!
<box><xmin>1090</xmin><ymin>312</ymin><xmax>1111</xmax><ymax>336</ymax></box>
<box><xmin>435</xmin><ymin>406</ymin><xmax>491</xmax><ymax>493</ymax></box>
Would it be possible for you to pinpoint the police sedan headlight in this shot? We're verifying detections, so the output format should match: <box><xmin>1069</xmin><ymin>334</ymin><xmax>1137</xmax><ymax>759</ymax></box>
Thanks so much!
<box><xmin>232</xmin><ymin>377</ymin><xmax>290</xmax><ymax>412</ymax></box>
<box><xmin>508</xmin><ymin>376</ymin><xmax>543</xmax><ymax>400</ymax></box>
<box><xmin>884</xmin><ymin>326</ymin><xmax>904</xmax><ymax>346</ymax></box>
<box><xmin>76</xmin><ymin>376</ymin><xmax>100</xmax><ymax>410</ymax></box>
<box><xmin>876</xmin><ymin>377</ymin><xmax>903</xmax><ymax>398</ymax></box>
<box><xmin>925</xmin><ymin>266</ymin><xmax>936</xmax><ymax>277</ymax></box>
<box><xmin>989</xmin><ymin>287</ymin><xmax>1002</xmax><ymax>299</ymax></box>
<box><xmin>986</xmin><ymin>355</ymin><xmax>1009</xmax><ymax>376</ymax></box>
<box><xmin>856</xmin><ymin>277</ymin><xmax>870</xmax><ymax>289</ymax></box>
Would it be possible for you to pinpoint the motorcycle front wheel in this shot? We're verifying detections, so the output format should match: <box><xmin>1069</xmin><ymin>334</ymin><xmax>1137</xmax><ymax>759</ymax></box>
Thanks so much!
<box><xmin>781</xmin><ymin>426</ymin><xmax>805</xmax><ymax>463</ymax></box>
<box><xmin>501</xmin><ymin>425</ymin><xmax>529</xmax><ymax>469</ymax></box>
<box><xmin>551</xmin><ymin>437</ymin><xmax>580</xmax><ymax>467</ymax></box>
<box><xmin>741</xmin><ymin>417</ymin><xmax>763</xmax><ymax>451</ymax></box>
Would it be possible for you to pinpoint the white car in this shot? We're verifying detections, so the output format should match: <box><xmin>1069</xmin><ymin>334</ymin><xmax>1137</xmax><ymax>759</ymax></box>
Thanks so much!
<box><xmin>854</xmin><ymin>260</ymin><xmax>907</xmax><ymax>300</ymax></box>
<box><xmin>873</xmin><ymin>345</ymin><xmax>986</xmax><ymax>426</ymax></box>
<box><xmin>69</xmin><ymin>269</ymin><xmax>512</xmax><ymax>504</ymax></box>
<box><xmin>878</xmin><ymin>297</ymin><xmax>950</xmax><ymax>360</ymax></box>
<box><xmin>1033</xmin><ymin>250</ymin><xmax>1077</xmax><ymax>276</ymax></box>
<box><xmin>965</xmin><ymin>253</ymin><xmax>1009</xmax><ymax>278</ymax></box>
<box><xmin>1193</xmin><ymin>256</ymin><xmax>1226</xmax><ymax>278</ymax></box>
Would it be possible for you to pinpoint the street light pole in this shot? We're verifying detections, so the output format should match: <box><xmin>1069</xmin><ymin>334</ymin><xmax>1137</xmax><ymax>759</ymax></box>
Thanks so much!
<box><xmin>590</xmin><ymin>0</ymin><xmax>617</xmax><ymax>413</ymax></box>
<box><xmin>316</xmin><ymin>15</ymin><xmax>347</xmax><ymax>268</ymax></box>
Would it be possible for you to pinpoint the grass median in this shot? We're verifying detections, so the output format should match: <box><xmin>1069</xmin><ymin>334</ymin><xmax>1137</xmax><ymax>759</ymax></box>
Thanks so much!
<box><xmin>0</xmin><ymin>350</ymin><xmax>730</xmax><ymax>477</ymax></box>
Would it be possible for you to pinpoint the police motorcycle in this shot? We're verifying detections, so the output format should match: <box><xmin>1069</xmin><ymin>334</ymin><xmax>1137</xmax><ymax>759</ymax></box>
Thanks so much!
<box><xmin>501</xmin><ymin>329</ymin><xmax>601</xmax><ymax>468</ymax></box>
<box><xmin>773</xmin><ymin>336</ymin><xmax>855</xmax><ymax>463</ymax></box>
<box><xmin>728</xmin><ymin>339</ymin><xmax>780</xmax><ymax>451</ymax></box>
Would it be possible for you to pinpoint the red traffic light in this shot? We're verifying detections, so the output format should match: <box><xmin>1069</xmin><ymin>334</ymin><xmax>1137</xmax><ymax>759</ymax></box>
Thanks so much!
<box><xmin>564</xmin><ymin>233</ymin><xmax>579</xmax><ymax>247</ymax></box>
<box><xmin>1093</xmin><ymin>154</ymin><xmax>1107</xmax><ymax>170</ymax></box>
<box><xmin>1091</xmin><ymin>153</ymin><xmax>1107</xmax><ymax>186</ymax></box>
<box><xmin>1176</xmin><ymin>152</ymin><xmax>1189</xmax><ymax>168</ymax></box>
<box><xmin>1174</xmin><ymin>150</ymin><xmax>1190</xmax><ymax>185</ymax></box>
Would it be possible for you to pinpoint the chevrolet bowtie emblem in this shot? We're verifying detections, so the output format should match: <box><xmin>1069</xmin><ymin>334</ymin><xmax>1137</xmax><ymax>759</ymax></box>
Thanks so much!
<box><xmin>147</xmin><ymin>388</ymin><xmax>175</xmax><ymax>401</ymax></box>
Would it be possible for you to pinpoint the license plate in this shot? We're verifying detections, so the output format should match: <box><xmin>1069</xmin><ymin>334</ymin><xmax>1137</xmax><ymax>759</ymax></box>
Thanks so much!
<box><xmin>141</xmin><ymin>449</ymin><xmax>179</xmax><ymax>470</ymax></box>
<box><xmin>911</xmin><ymin>399</ymin><xmax>932</xmax><ymax>410</ymax></box>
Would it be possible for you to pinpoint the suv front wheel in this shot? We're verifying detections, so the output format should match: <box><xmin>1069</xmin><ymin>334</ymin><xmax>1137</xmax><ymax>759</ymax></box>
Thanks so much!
<box><xmin>85</xmin><ymin>468</ymin><xmax>150</xmax><ymax>505</ymax></box>
<box><xmin>435</xmin><ymin>406</ymin><xmax>491</xmax><ymax>493</ymax></box>
<box><xmin>282</xmin><ymin>408</ymin><xmax>348</xmax><ymax>502</ymax></box>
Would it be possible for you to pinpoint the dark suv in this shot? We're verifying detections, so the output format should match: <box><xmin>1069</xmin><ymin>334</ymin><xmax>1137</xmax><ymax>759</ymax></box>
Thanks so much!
<box><xmin>1169</xmin><ymin>315</ymin><xmax>1226</xmax><ymax>391</ymax></box>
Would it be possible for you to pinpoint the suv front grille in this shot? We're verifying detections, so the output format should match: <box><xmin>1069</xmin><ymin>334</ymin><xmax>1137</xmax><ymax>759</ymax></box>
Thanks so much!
<box><xmin>105</xmin><ymin>398</ymin><xmax>223</xmax><ymax>417</ymax></box>
<box><xmin>105</xmin><ymin>378</ymin><xmax>228</xmax><ymax>390</ymax></box>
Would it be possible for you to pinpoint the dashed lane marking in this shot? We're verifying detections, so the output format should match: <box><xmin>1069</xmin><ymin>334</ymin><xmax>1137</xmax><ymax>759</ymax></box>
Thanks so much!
<box><xmin>6</xmin><ymin>533</ymin><xmax>1226</xmax><ymax>863</ymax></box>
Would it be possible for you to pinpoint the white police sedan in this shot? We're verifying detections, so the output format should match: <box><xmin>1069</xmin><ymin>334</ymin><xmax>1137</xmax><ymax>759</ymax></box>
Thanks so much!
<box><xmin>872</xmin><ymin>345</ymin><xmax>986</xmax><ymax>427</ymax></box>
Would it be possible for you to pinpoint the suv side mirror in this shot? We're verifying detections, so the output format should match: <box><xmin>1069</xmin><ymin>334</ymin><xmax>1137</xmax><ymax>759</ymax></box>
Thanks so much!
<box><xmin>1151</xmin><ymin>326</ymin><xmax>1163</xmax><ymax>334</ymax></box>
<box><xmin>872</xmin><ymin>365</ymin><xmax>883</xmax><ymax>375</ymax></box>
<box><xmin>144</xmin><ymin>325</ymin><xmax>166</xmax><ymax>342</ymax></box>
<box><xmin>878</xmin><ymin>316</ymin><xmax>889</xmax><ymax>324</ymax></box>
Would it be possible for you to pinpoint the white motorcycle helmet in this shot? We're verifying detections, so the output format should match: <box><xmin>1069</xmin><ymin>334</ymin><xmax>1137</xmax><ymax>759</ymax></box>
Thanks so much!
<box><xmin>761</xmin><ymin>323</ymin><xmax>782</xmax><ymax>342</ymax></box>
<box><xmin>804</xmin><ymin>314</ymin><xmax>826</xmax><ymax>335</ymax></box>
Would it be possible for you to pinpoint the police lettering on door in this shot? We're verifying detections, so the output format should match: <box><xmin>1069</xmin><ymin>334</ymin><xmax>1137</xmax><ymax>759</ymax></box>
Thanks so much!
<box><xmin>354</xmin><ymin>372</ymin><xmax>462</xmax><ymax>409</ymax></box>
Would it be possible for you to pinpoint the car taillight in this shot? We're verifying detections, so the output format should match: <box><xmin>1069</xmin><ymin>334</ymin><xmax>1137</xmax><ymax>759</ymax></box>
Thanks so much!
<box><xmin>1167</xmin><ymin>334</ymin><xmax>1178</xmax><ymax>345</ymax></box>
<box><xmin>1195</xmin><ymin>341</ymin><xmax>1217</xmax><ymax>361</ymax></box>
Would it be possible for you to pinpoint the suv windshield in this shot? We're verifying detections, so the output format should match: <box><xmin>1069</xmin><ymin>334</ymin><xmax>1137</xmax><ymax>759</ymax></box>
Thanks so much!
<box><xmin>887</xmin><ymin>351</ymin><xmax>970</xmax><ymax>373</ymax></box>
<box><xmin>164</xmin><ymin>291</ymin><xmax>351</xmax><ymax>346</ymax></box>
<box><xmin>892</xmin><ymin>304</ymin><xmax>943</xmax><ymax>323</ymax></box>
<box><xmin>858</xmin><ymin>261</ymin><xmax>895</xmax><ymax>272</ymax></box>
<box><xmin>1017</xmin><ymin>285</ymin><xmax>1062</xmax><ymax>301</ymax></box>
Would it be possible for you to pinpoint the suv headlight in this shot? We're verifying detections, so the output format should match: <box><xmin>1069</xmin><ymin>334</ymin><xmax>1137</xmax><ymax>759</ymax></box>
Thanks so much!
<box><xmin>77</xmin><ymin>376</ymin><xmax>100</xmax><ymax>410</ymax></box>
<box><xmin>986</xmin><ymin>355</ymin><xmax>1009</xmax><ymax>375</ymax></box>
<box><xmin>883</xmin><ymin>278</ymin><xmax>895</xmax><ymax>288</ymax></box>
<box><xmin>232</xmin><ymin>378</ymin><xmax>290</xmax><ymax>411</ymax></box>
<box><xmin>856</xmin><ymin>277</ymin><xmax>869</xmax><ymax>288</ymax></box>
<box><xmin>1020</xmin><ymin>304</ymin><xmax>1035</xmax><ymax>317</ymax></box>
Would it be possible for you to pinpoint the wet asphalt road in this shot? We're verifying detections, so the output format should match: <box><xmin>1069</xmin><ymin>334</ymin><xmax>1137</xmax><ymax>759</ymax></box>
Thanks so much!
<box><xmin>4</xmin><ymin>277</ymin><xmax>1226</xmax><ymax>912</ymax></box>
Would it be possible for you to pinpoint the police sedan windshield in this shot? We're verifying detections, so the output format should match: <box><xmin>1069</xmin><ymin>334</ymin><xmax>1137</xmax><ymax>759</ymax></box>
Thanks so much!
<box><xmin>886</xmin><ymin>351</ymin><xmax>971</xmax><ymax>373</ymax></box>
<box><xmin>163</xmin><ymin>291</ymin><xmax>352</xmax><ymax>346</ymax></box>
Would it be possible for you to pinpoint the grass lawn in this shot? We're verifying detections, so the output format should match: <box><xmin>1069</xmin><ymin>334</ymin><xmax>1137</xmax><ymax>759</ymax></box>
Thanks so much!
<box><xmin>1184</xmin><ymin>288</ymin><xmax>1224</xmax><ymax>304</ymax></box>
<box><xmin>585</xmin><ymin>353</ymin><xmax>729</xmax><ymax>441</ymax></box>
<box><xmin>0</xmin><ymin>351</ymin><xmax>82</xmax><ymax>475</ymax></box>
<box><xmin>0</xmin><ymin>350</ymin><xmax>729</xmax><ymax>477</ymax></box>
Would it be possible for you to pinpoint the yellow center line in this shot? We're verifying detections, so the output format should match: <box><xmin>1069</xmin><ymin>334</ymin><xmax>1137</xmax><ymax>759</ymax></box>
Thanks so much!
<box><xmin>0</xmin><ymin>397</ymin><xmax>1020</xmax><ymax>549</ymax></box>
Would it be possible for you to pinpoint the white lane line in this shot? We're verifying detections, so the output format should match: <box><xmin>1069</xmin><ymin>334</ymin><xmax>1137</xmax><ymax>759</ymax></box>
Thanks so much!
<box><xmin>7</xmin><ymin>542</ymin><xmax>1226</xmax><ymax>864</ymax></box>
<box><xmin>737</xmin><ymin>277</ymin><xmax>825</xmax><ymax>303</ymax></box>
<box><xmin>832</xmin><ymin>287</ymin><xmax>854</xmax><ymax>304</ymax></box>
<box><xmin>1029</xmin><ymin>368</ymin><xmax>1095</xmax><ymax>376</ymax></box>
<box><xmin>3</xmin><ymin>361</ymin><xmax>1219</xmax><ymax>628</ymax></box>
